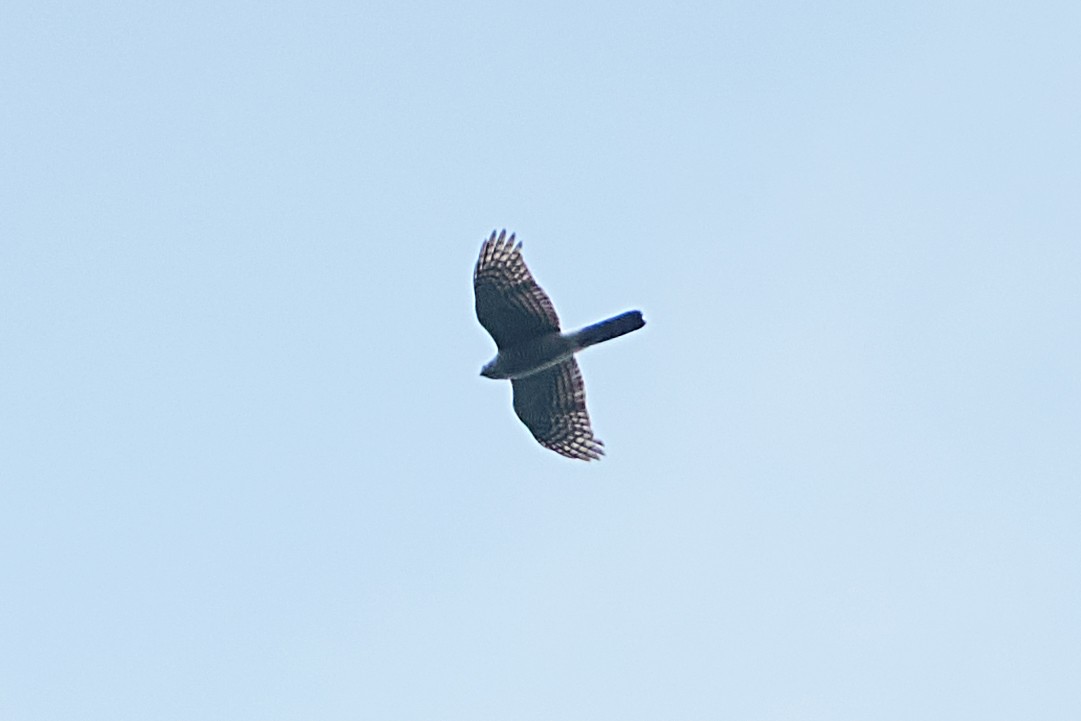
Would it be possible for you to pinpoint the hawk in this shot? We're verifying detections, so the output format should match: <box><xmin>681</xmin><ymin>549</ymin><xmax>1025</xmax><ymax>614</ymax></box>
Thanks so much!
<box><xmin>474</xmin><ymin>229</ymin><xmax>645</xmax><ymax>461</ymax></box>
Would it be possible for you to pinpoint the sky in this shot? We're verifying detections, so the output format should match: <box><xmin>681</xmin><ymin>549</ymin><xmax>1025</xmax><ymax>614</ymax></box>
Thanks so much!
<box><xmin>2</xmin><ymin>1</ymin><xmax>1080</xmax><ymax>719</ymax></box>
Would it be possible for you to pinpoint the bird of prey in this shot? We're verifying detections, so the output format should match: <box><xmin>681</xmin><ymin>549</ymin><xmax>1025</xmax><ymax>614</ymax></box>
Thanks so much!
<box><xmin>474</xmin><ymin>229</ymin><xmax>645</xmax><ymax>461</ymax></box>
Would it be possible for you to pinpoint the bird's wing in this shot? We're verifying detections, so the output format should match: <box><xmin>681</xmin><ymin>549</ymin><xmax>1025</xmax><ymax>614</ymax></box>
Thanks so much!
<box><xmin>511</xmin><ymin>359</ymin><xmax>604</xmax><ymax>461</ymax></box>
<box><xmin>474</xmin><ymin>230</ymin><xmax>561</xmax><ymax>349</ymax></box>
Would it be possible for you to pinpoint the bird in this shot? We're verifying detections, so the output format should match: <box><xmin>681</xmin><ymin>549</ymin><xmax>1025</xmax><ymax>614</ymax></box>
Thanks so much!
<box><xmin>474</xmin><ymin>229</ymin><xmax>645</xmax><ymax>461</ymax></box>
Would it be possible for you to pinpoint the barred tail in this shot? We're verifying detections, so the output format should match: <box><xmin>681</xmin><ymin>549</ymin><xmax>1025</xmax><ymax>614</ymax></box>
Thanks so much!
<box><xmin>574</xmin><ymin>310</ymin><xmax>645</xmax><ymax>349</ymax></box>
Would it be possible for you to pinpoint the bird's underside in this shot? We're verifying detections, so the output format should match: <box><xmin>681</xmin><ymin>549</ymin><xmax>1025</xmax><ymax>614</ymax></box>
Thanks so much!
<box><xmin>473</xmin><ymin>229</ymin><xmax>644</xmax><ymax>461</ymax></box>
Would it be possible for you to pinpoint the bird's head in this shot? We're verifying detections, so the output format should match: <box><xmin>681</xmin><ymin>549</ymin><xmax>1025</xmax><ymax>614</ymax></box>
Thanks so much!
<box><xmin>480</xmin><ymin>357</ymin><xmax>500</xmax><ymax>379</ymax></box>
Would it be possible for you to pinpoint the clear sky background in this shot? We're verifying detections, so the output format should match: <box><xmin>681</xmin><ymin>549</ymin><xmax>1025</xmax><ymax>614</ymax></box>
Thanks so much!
<box><xmin>3</xmin><ymin>1</ymin><xmax>1079</xmax><ymax>719</ymax></box>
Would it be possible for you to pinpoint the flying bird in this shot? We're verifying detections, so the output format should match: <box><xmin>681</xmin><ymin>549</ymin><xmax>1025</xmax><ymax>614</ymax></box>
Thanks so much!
<box><xmin>474</xmin><ymin>229</ymin><xmax>645</xmax><ymax>460</ymax></box>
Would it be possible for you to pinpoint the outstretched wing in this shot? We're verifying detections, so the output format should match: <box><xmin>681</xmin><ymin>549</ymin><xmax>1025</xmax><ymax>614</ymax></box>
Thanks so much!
<box><xmin>474</xmin><ymin>229</ymin><xmax>561</xmax><ymax>349</ymax></box>
<box><xmin>511</xmin><ymin>359</ymin><xmax>604</xmax><ymax>461</ymax></box>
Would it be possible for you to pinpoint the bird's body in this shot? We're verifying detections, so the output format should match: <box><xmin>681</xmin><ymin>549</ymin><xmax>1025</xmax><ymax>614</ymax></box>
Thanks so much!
<box><xmin>473</xmin><ymin>229</ymin><xmax>644</xmax><ymax>461</ymax></box>
<box><xmin>480</xmin><ymin>332</ymin><xmax>577</xmax><ymax>380</ymax></box>
<box><xmin>481</xmin><ymin>311</ymin><xmax>645</xmax><ymax>380</ymax></box>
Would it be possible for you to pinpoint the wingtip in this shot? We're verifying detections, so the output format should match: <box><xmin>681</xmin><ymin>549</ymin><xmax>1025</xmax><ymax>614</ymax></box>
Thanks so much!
<box><xmin>485</xmin><ymin>228</ymin><xmax>517</xmax><ymax>245</ymax></box>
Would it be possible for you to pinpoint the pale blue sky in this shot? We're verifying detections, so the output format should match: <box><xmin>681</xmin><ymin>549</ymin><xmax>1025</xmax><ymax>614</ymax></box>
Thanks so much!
<box><xmin>3</xmin><ymin>1</ymin><xmax>1079</xmax><ymax>719</ymax></box>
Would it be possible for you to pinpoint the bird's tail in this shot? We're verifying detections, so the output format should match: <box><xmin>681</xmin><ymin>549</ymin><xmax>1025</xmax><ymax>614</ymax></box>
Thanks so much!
<box><xmin>573</xmin><ymin>310</ymin><xmax>645</xmax><ymax>350</ymax></box>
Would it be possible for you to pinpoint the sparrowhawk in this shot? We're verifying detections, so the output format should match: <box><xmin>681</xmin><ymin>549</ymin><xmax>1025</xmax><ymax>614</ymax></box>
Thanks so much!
<box><xmin>474</xmin><ymin>229</ymin><xmax>645</xmax><ymax>461</ymax></box>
